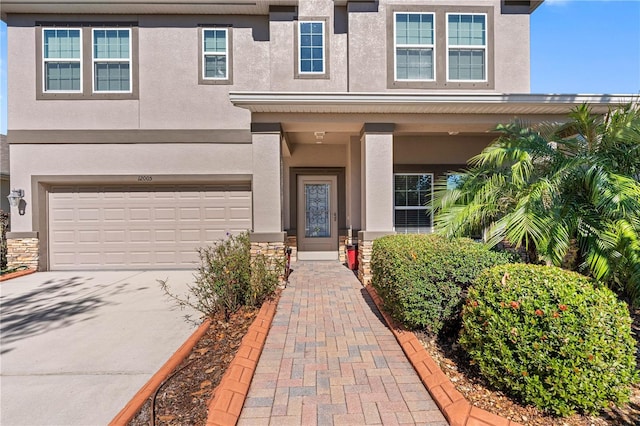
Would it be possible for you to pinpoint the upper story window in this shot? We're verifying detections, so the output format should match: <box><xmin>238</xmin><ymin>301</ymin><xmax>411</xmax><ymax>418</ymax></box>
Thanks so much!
<box><xmin>43</xmin><ymin>28</ymin><xmax>82</xmax><ymax>92</ymax></box>
<box><xmin>386</xmin><ymin>7</ymin><xmax>493</xmax><ymax>90</ymax></box>
<box><xmin>203</xmin><ymin>29</ymin><xmax>228</xmax><ymax>80</ymax></box>
<box><xmin>198</xmin><ymin>26</ymin><xmax>232</xmax><ymax>85</ymax></box>
<box><xmin>93</xmin><ymin>29</ymin><xmax>132</xmax><ymax>92</ymax></box>
<box><xmin>37</xmin><ymin>24</ymin><xmax>138</xmax><ymax>100</ymax></box>
<box><xmin>447</xmin><ymin>14</ymin><xmax>487</xmax><ymax>81</ymax></box>
<box><xmin>298</xmin><ymin>21</ymin><xmax>325</xmax><ymax>74</ymax></box>
<box><xmin>394</xmin><ymin>173</ymin><xmax>433</xmax><ymax>234</ymax></box>
<box><xmin>394</xmin><ymin>13</ymin><xmax>435</xmax><ymax>81</ymax></box>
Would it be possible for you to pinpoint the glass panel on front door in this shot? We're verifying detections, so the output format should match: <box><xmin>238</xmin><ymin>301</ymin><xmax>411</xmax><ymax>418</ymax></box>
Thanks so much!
<box><xmin>304</xmin><ymin>183</ymin><xmax>330</xmax><ymax>238</ymax></box>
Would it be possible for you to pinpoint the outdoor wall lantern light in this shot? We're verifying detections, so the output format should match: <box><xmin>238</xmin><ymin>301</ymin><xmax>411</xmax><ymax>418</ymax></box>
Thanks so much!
<box><xmin>7</xmin><ymin>189</ymin><xmax>25</xmax><ymax>211</ymax></box>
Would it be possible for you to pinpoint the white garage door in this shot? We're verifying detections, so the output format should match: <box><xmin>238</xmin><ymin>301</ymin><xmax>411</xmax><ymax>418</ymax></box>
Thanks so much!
<box><xmin>48</xmin><ymin>184</ymin><xmax>252</xmax><ymax>270</ymax></box>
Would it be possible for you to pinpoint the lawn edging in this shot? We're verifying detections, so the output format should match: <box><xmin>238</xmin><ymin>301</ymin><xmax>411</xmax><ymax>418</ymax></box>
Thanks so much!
<box><xmin>0</xmin><ymin>268</ymin><xmax>36</xmax><ymax>282</ymax></box>
<box><xmin>206</xmin><ymin>295</ymin><xmax>279</xmax><ymax>426</ymax></box>
<box><xmin>365</xmin><ymin>284</ymin><xmax>523</xmax><ymax>426</ymax></box>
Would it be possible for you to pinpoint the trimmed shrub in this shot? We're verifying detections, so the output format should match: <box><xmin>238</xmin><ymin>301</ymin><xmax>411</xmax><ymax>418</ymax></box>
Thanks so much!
<box><xmin>370</xmin><ymin>234</ymin><xmax>514</xmax><ymax>334</ymax></box>
<box><xmin>460</xmin><ymin>263</ymin><xmax>638</xmax><ymax>416</ymax></box>
<box><xmin>160</xmin><ymin>231</ymin><xmax>284</xmax><ymax>322</ymax></box>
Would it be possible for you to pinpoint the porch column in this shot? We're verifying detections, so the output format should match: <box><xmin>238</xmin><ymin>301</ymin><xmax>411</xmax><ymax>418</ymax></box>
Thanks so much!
<box><xmin>250</xmin><ymin>123</ymin><xmax>286</xmax><ymax>260</ymax></box>
<box><xmin>358</xmin><ymin>123</ymin><xmax>395</xmax><ymax>285</ymax></box>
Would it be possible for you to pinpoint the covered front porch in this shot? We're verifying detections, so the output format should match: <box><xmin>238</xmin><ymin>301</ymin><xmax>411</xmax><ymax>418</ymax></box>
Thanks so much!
<box><xmin>235</xmin><ymin>92</ymin><xmax>629</xmax><ymax>283</ymax></box>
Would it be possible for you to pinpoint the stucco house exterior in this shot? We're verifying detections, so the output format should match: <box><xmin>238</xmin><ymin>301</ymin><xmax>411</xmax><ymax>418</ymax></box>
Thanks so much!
<box><xmin>2</xmin><ymin>0</ymin><xmax>630</xmax><ymax>281</ymax></box>
<box><xmin>0</xmin><ymin>134</ymin><xmax>9</xmax><ymax>214</ymax></box>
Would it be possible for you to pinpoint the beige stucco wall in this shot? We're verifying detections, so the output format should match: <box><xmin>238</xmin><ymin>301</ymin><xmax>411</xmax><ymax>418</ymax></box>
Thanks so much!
<box><xmin>1</xmin><ymin>135</ymin><xmax>9</xmax><ymax>213</ymax></box>
<box><xmin>8</xmin><ymin>143</ymin><xmax>253</xmax><ymax>232</ymax></box>
<box><xmin>348</xmin><ymin>0</ymin><xmax>531</xmax><ymax>93</ymax></box>
<box><xmin>269</xmin><ymin>1</ymin><xmax>348</xmax><ymax>92</ymax></box>
<box><xmin>394</xmin><ymin>135</ymin><xmax>494</xmax><ymax>165</ymax></box>
<box><xmin>7</xmin><ymin>1</ymin><xmax>532</xmax><ymax>133</ymax></box>
<box><xmin>6</xmin><ymin>14</ymin><xmax>264</xmax><ymax>131</ymax></box>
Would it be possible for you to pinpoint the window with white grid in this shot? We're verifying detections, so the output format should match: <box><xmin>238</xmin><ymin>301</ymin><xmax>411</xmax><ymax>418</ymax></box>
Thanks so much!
<box><xmin>394</xmin><ymin>173</ymin><xmax>434</xmax><ymax>234</ymax></box>
<box><xmin>92</xmin><ymin>28</ymin><xmax>132</xmax><ymax>92</ymax></box>
<box><xmin>203</xmin><ymin>29</ymin><xmax>228</xmax><ymax>80</ymax></box>
<box><xmin>43</xmin><ymin>28</ymin><xmax>82</xmax><ymax>92</ymax></box>
<box><xmin>447</xmin><ymin>13</ymin><xmax>487</xmax><ymax>81</ymax></box>
<box><xmin>394</xmin><ymin>13</ymin><xmax>435</xmax><ymax>81</ymax></box>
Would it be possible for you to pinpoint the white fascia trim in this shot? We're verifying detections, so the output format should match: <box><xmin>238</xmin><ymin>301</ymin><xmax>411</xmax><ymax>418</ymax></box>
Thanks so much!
<box><xmin>230</xmin><ymin>92</ymin><xmax>636</xmax><ymax>104</ymax></box>
<box><xmin>229</xmin><ymin>92</ymin><xmax>638</xmax><ymax>112</ymax></box>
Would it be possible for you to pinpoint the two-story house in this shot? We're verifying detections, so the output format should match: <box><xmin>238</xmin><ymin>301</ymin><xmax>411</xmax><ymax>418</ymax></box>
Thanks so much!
<box><xmin>2</xmin><ymin>0</ymin><xmax>628</xmax><ymax>282</ymax></box>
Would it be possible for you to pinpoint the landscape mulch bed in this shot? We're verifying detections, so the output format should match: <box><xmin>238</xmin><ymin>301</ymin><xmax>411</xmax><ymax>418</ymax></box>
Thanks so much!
<box><xmin>127</xmin><ymin>306</ymin><xmax>258</xmax><ymax>426</ymax></box>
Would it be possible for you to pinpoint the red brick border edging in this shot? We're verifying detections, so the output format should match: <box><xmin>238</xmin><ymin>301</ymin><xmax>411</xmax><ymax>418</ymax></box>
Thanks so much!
<box><xmin>109</xmin><ymin>318</ymin><xmax>212</xmax><ymax>425</ymax></box>
<box><xmin>0</xmin><ymin>269</ymin><xmax>36</xmax><ymax>282</ymax></box>
<box><xmin>206</xmin><ymin>295</ymin><xmax>279</xmax><ymax>426</ymax></box>
<box><xmin>365</xmin><ymin>285</ymin><xmax>523</xmax><ymax>426</ymax></box>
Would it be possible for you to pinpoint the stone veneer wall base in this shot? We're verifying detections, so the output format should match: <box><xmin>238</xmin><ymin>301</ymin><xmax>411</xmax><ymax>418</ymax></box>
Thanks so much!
<box><xmin>6</xmin><ymin>238</ymin><xmax>39</xmax><ymax>270</ymax></box>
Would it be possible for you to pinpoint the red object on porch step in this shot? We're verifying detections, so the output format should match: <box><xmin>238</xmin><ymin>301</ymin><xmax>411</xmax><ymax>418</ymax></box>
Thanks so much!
<box><xmin>346</xmin><ymin>245</ymin><xmax>358</xmax><ymax>270</ymax></box>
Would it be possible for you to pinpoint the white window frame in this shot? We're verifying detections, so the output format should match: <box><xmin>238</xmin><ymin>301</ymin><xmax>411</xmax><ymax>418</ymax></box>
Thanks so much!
<box><xmin>42</xmin><ymin>27</ymin><xmax>83</xmax><ymax>93</ymax></box>
<box><xmin>393</xmin><ymin>173</ymin><xmax>434</xmax><ymax>234</ymax></box>
<box><xmin>393</xmin><ymin>12</ymin><xmax>436</xmax><ymax>82</ymax></box>
<box><xmin>298</xmin><ymin>20</ymin><xmax>325</xmax><ymax>75</ymax></box>
<box><xmin>446</xmin><ymin>13</ymin><xmax>488</xmax><ymax>82</ymax></box>
<box><xmin>202</xmin><ymin>28</ymin><xmax>229</xmax><ymax>80</ymax></box>
<box><xmin>91</xmin><ymin>28</ymin><xmax>133</xmax><ymax>93</ymax></box>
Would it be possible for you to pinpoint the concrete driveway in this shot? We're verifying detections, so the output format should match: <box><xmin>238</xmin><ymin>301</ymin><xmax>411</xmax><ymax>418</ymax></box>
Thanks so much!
<box><xmin>0</xmin><ymin>270</ymin><xmax>199</xmax><ymax>425</ymax></box>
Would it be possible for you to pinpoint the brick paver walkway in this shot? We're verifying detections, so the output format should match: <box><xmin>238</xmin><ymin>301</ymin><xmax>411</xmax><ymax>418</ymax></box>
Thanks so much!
<box><xmin>238</xmin><ymin>261</ymin><xmax>448</xmax><ymax>425</ymax></box>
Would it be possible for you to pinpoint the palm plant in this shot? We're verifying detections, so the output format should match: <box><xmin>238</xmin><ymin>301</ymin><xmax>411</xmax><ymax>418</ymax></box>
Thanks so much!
<box><xmin>434</xmin><ymin>103</ymin><xmax>640</xmax><ymax>304</ymax></box>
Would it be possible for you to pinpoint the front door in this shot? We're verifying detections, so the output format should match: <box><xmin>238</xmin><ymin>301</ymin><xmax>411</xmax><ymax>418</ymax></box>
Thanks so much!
<box><xmin>297</xmin><ymin>175</ymin><xmax>338</xmax><ymax>254</ymax></box>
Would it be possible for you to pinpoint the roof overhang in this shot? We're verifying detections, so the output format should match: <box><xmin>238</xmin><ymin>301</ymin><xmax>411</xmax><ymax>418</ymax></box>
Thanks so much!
<box><xmin>502</xmin><ymin>0</ymin><xmax>544</xmax><ymax>14</ymax></box>
<box><xmin>229</xmin><ymin>92</ymin><xmax>637</xmax><ymax>116</ymax></box>
<box><xmin>0</xmin><ymin>0</ymin><xmax>298</xmax><ymax>15</ymax></box>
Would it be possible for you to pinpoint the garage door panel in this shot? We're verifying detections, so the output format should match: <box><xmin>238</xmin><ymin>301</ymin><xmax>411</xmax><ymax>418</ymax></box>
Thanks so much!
<box><xmin>52</xmin><ymin>230</ymin><xmax>76</xmax><ymax>243</ymax></box>
<box><xmin>130</xmin><ymin>208</ymin><xmax>152</xmax><ymax>221</ymax></box>
<box><xmin>230</xmin><ymin>207</ymin><xmax>251</xmax><ymax>219</ymax></box>
<box><xmin>78</xmin><ymin>209</ymin><xmax>100</xmax><ymax>222</ymax></box>
<box><xmin>104</xmin><ymin>252</ymin><xmax>127</xmax><ymax>265</ymax></box>
<box><xmin>79</xmin><ymin>230</ymin><xmax>101</xmax><ymax>243</ymax></box>
<box><xmin>104</xmin><ymin>208</ymin><xmax>126</xmax><ymax>221</ymax></box>
<box><xmin>179</xmin><ymin>207</ymin><xmax>201</xmax><ymax>221</ymax></box>
<box><xmin>129</xmin><ymin>229</ymin><xmax>150</xmax><ymax>242</ymax></box>
<box><xmin>48</xmin><ymin>185</ymin><xmax>252</xmax><ymax>270</ymax></box>
<box><xmin>77</xmin><ymin>252</ymin><xmax>101</xmax><ymax>265</ymax></box>
<box><xmin>78</xmin><ymin>191</ymin><xmax>100</xmax><ymax>200</ymax></box>
<box><xmin>206</xmin><ymin>230</ymin><xmax>228</xmax><ymax>241</ymax></box>
<box><xmin>103</xmin><ymin>230</ymin><xmax>126</xmax><ymax>243</ymax></box>
<box><xmin>51</xmin><ymin>208</ymin><xmax>75</xmax><ymax>222</ymax></box>
<box><xmin>180</xmin><ymin>229</ymin><xmax>202</xmax><ymax>243</ymax></box>
<box><xmin>130</xmin><ymin>252</ymin><xmax>154</xmax><ymax>264</ymax></box>
<box><xmin>155</xmin><ymin>208</ymin><xmax>177</xmax><ymax>220</ymax></box>
<box><xmin>204</xmin><ymin>207</ymin><xmax>226</xmax><ymax>220</ymax></box>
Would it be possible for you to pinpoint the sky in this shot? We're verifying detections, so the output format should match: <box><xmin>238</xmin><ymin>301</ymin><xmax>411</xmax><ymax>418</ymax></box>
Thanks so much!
<box><xmin>1</xmin><ymin>0</ymin><xmax>640</xmax><ymax>135</ymax></box>
<box><xmin>531</xmin><ymin>0</ymin><xmax>640</xmax><ymax>94</ymax></box>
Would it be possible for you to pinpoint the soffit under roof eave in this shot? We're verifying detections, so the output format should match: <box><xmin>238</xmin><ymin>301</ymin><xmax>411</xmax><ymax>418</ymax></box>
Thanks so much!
<box><xmin>229</xmin><ymin>92</ymin><xmax>638</xmax><ymax>115</ymax></box>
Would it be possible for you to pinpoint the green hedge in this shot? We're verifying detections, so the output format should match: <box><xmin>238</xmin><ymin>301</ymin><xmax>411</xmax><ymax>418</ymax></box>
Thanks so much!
<box><xmin>370</xmin><ymin>234</ymin><xmax>514</xmax><ymax>334</ymax></box>
<box><xmin>460</xmin><ymin>263</ymin><xmax>637</xmax><ymax>416</ymax></box>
